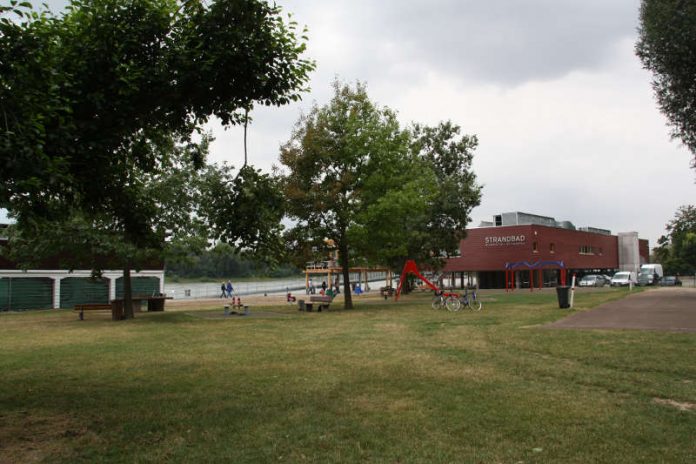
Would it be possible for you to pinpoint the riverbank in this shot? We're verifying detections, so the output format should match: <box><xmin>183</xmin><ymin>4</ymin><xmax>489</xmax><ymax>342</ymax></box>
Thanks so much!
<box><xmin>164</xmin><ymin>273</ymin><xmax>391</xmax><ymax>300</ymax></box>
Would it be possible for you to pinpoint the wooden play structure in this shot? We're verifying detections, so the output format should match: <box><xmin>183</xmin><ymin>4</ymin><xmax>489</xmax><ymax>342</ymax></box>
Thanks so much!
<box><xmin>304</xmin><ymin>264</ymin><xmax>393</xmax><ymax>293</ymax></box>
<box><xmin>304</xmin><ymin>238</ymin><xmax>393</xmax><ymax>294</ymax></box>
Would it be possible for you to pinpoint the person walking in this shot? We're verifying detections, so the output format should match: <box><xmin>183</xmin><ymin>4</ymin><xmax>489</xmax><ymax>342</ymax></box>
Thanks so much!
<box><xmin>220</xmin><ymin>282</ymin><xmax>227</xmax><ymax>298</ymax></box>
<box><xmin>226</xmin><ymin>280</ymin><xmax>233</xmax><ymax>298</ymax></box>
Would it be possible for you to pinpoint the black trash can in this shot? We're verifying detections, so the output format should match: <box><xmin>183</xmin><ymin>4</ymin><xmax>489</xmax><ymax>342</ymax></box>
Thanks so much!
<box><xmin>556</xmin><ymin>286</ymin><xmax>571</xmax><ymax>309</ymax></box>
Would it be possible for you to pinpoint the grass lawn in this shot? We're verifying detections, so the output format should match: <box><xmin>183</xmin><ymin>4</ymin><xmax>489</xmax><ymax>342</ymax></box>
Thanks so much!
<box><xmin>0</xmin><ymin>288</ymin><xmax>694</xmax><ymax>463</ymax></box>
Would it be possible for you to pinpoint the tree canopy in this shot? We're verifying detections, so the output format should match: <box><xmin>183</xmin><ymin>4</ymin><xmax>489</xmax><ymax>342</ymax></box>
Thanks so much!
<box><xmin>1</xmin><ymin>0</ymin><xmax>313</xmax><ymax>221</ymax></box>
<box><xmin>0</xmin><ymin>0</ymin><xmax>314</xmax><ymax>318</ymax></box>
<box><xmin>636</xmin><ymin>0</ymin><xmax>696</xmax><ymax>169</ymax></box>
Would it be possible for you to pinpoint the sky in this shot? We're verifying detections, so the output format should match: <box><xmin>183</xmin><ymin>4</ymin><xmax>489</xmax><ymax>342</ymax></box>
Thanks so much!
<box><xmin>7</xmin><ymin>0</ymin><xmax>696</xmax><ymax>249</ymax></box>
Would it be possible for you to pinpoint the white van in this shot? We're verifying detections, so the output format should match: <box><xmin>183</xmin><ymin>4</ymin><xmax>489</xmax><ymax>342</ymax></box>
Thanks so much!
<box><xmin>611</xmin><ymin>271</ymin><xmax>637</xmax><ymax>287</ymax></box>
<box><xmin>638</xmin><ymin>264</ymin><xmax>664</xmax><ymax>286</ymax></box>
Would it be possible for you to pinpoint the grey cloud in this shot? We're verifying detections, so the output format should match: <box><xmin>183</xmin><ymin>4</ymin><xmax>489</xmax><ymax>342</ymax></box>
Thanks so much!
<box><xmin>296</xmin><ymin>0</ymin><xmax>640</xmax><ymax>86</ymax></box>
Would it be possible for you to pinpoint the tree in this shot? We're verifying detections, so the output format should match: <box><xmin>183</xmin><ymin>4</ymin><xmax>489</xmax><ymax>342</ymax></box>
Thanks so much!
<box><xmin>198</xmin><ymin>164</ymin><xmax>287</xmax><ymax>266</ymax></box>
<box><xmin>280</xmin><ymin>81</ymin><xmax>482</xmax><ymax>308</ymax></box>
<box><xmin>636</xmin><ymin>0</ymin><xmax>696</xmax><ymax>169</ymax></box>
<box><xmin>1</xmin><ymin>0</ymin><xmax>314</xmax><ymax>317</ymax></box>
<box><xmin>4</xmin><ymin>139</ymin><xmax>211</xmax><ymax>319</ymax></box>
<box><xmin>410</xmin><ymin>122</ymin><xmax>482</xmax><ymax>264</ymax></box>
<box><xmin>658</xmin><ymin>205</ymin><xmax>696</xmax><ymax>275</ymax></box>
<box><xmin>281</xmin><ymin>81</ymin><xmax>424</xmax><ymax>309</ymax></box>
<box><xmin>348</xmin><ymin>122</ymin><xmax>481</xmax><ymax>273</ymax></box>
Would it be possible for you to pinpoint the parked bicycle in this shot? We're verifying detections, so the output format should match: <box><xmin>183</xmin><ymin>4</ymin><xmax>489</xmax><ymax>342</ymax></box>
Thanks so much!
<box><xmin>432</xmin><ymin>290</ymin><xmax>448</xmax><ymax>310</ymax></box>
<box><xmin>445</xmin><ymin>288</ymin><xmax>482</xmax><ymax>312</ymax></box>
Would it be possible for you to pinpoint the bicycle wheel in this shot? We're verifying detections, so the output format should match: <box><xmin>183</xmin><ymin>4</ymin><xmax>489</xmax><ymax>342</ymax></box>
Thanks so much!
<box><xmin>467</xmin><ymin>297</ymin><xmax>482</xmax><ymax>311</ymax></box>
<box><xmin>445</xmin><ymin>296</ymin><xmax>461</xmax><ymax>312</ymax></box>
<box><xmin>431</xmin><ymin>296</ymin><xmax>443</xmax><ymax>310</ymax></box>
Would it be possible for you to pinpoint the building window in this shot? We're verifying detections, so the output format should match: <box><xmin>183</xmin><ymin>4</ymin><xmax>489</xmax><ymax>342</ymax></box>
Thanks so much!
<box><xmin>533</xmin><ymin>241</ymin><xmax>538</xmax><ymax>253</ymax></box>
<box><xmin>550</xmin><ymin>243</ymin><xmax>555</xmax><ymax>254</ymax></box>
<box><xmin>579</xmin><ymin>245</ymin><xmax>595</xmax><ymax>255</ymax></box>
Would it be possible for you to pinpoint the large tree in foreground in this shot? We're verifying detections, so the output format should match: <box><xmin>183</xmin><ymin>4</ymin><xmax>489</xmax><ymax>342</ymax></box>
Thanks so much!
<box><xmin>0</xmin><ymin>0</ymin><xmax>313</xmax><ymax>317</ymax></box>
<box><xmin>636</xmin><ymin>0</ymin><xmax>696</xmax><ymax>169</ymax></box>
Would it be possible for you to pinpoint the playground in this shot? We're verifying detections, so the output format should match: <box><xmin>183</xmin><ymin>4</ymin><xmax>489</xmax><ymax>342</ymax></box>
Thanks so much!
<box><xmin>1</xmin><ymin>287</ymin><xmax>694</xmax><ymax>463</ymax></box>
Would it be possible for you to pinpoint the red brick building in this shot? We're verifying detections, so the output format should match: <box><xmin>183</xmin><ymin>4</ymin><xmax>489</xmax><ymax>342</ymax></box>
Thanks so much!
<box><xmin>443</xmin><ymin>212</ymin><xmax>649</xmax><ymax>289</ymax></box>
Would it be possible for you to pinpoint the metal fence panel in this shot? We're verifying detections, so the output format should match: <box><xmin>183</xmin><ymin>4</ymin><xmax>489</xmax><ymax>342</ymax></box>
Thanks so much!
<box><xmin>115</xmin><ymin>276</ymin><xmax>160</xmax><ymax>298</ymax></box>
<box><xmin>0</xmin><ymin>277</ymin><xmax>53</xmax><ymax>311</ymax></box>
<box><xmin>59</xmin><ymin>277</ymin><xmax>110</xmax><ymax>308</ymax></box>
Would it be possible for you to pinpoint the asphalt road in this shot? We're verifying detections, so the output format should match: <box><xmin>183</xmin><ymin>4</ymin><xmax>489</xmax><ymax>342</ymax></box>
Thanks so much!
<box><xmin>546</xmin><ymin>287</ymin><xmax>696</xmax><ymax>332</ymax></box>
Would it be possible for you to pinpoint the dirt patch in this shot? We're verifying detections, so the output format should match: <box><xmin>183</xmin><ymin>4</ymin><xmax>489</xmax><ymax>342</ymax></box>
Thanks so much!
<box><xmin>653</xmin><ymin>398</ymin><xmax>696</xmax><ymax>412</ymax></box>
<box><xmin>185</xmin><ymin>310</ymin><xmax>296</xmax><ymax>320</ymax></box>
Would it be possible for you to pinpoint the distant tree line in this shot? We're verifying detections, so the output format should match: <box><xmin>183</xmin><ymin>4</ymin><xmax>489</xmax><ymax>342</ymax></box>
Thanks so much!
<box><xmin>165</xmin><ymin>243</ymin><xmax>300</xmax><ymax>281</ymax></box>
<box><xmin>652</xmin><ymin>205</ymin><xmax>696</xmax><ymax>275</ymax></box>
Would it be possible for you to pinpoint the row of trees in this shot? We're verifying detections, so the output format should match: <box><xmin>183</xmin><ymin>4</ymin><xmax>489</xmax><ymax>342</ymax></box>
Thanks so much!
<box><xmin>1</xmin><ymin>1</ymin><xmax>482</xmax><ymax>314</ymax></box>
<box><xmin>166</xmin><ymin>243</ymin><xmax>299</xmax><ymax>281</ymax></box>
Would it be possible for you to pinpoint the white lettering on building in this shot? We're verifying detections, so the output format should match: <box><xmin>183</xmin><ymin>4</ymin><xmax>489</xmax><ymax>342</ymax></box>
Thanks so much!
<box><xmin>484</xmin><ymin>235</ymin><xmax>526</xmax><ymax>246</ymax></box>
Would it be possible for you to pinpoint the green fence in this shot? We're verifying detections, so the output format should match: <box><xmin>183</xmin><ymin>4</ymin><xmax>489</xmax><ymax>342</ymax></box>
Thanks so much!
<box><xmin>59</xmin><ymin>277</ymin><xmax>110</xmax><ymax>309</ymax></box>
<box><xmin>0</xmin><ymin>277</ymin><xmax>54</xmax><ymax>311</ymax></box>
<box><xmin>115</xmin><ymin>276</ymin><xmax>160</xmax><ymax>298</ymax></box>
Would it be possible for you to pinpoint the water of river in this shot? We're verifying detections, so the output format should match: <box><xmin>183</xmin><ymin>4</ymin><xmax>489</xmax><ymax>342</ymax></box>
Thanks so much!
<box><xmin>164</xmin><ymin>272</ymin><xmax>391</xmax><ymax>300</ymax></box>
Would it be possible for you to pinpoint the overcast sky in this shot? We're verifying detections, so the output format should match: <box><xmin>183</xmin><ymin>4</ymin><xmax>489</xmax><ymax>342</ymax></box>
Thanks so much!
<box><xmin>8</xmin><ymin>0</ymin><xmax>696</xmax><ymax>249</ymax></box>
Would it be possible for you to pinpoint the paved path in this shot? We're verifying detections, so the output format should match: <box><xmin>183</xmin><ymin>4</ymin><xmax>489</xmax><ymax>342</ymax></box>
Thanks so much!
<box><xmin>546</xmin><ymin>287</ymin><xmax>696</xmax><ymax>332</ymax></box>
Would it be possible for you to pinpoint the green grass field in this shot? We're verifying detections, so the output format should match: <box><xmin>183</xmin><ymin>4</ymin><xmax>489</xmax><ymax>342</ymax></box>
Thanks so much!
<box><xmin>1</xmin><ymin>289</ymin><xmax>694</xmax><ymax>463</ymax></box>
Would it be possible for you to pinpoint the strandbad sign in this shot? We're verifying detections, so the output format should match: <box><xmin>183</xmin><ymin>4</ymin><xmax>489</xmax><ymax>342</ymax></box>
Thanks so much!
<box><xmin>484</xmin><ymin>235</ymin><xmax>526</xmax><ymax>246</ymax></box>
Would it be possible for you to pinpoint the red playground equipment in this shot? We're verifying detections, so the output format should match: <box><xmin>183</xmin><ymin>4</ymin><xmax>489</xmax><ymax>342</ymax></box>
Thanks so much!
<box><xmin>395</xmin><ymin>260</ymin><xmax>458</xmax><ymax>301</ymax></box>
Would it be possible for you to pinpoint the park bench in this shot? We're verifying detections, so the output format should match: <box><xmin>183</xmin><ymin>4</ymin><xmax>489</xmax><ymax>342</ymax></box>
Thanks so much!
<box><xmin>74</xmin><ymin>303</ymin><xmax>112</xmax><ymax>320</ymax></box>
<box><xmin>76</xmin><ymin>295</ymin><xmax>172</xmax><ymax>320</ymax></box>
<box><xmin>298</xmin><ymin>295</ymin><xmax>333</xmax><ymax>312</ymax></box>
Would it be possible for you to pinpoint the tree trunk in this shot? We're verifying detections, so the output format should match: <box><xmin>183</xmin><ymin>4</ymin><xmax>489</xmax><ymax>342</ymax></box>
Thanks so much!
<box><xmin>123</xmin><ymin>264</ymin><xmax>135</xmax><ymax>320</ymax></box>
<box><xmin>338</xmin><ymin>238</ymin><xmax>353</xmax><ymax>310</ymax></box>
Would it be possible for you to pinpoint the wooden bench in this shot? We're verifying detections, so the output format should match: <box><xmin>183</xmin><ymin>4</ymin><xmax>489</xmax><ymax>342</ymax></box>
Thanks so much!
<box><xmin>298</xmin><ymin>295</ymin><xmax>333</xmax><ymax>312</ymax></box>
<box><xmin>74</xmin><ymin>304</ymin><xmax>112</xmax><ymax>320</ymax></box>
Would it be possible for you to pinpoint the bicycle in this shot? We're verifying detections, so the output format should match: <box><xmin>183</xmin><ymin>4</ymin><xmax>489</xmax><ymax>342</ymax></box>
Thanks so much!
<box><xmin>432</xmin><ymin>291</ymin><xmax>447</xmax><ymax>310</ymax></box>
<box><xmin>432</xmin><ymin>291</ymin><xmax>464</xmax><ymax>312</ymax></box>
<box><xmin>445</xmin><ymin>288</ymin><xmax>482</xmax><ymax>312</ymax></box>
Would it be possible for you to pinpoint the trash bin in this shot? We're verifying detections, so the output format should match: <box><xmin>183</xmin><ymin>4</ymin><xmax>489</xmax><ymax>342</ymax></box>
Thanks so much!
<box><xmin>556</xmin><ymin>286</ymin><xmax>570</xmax><ymax>309</ymax></box>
